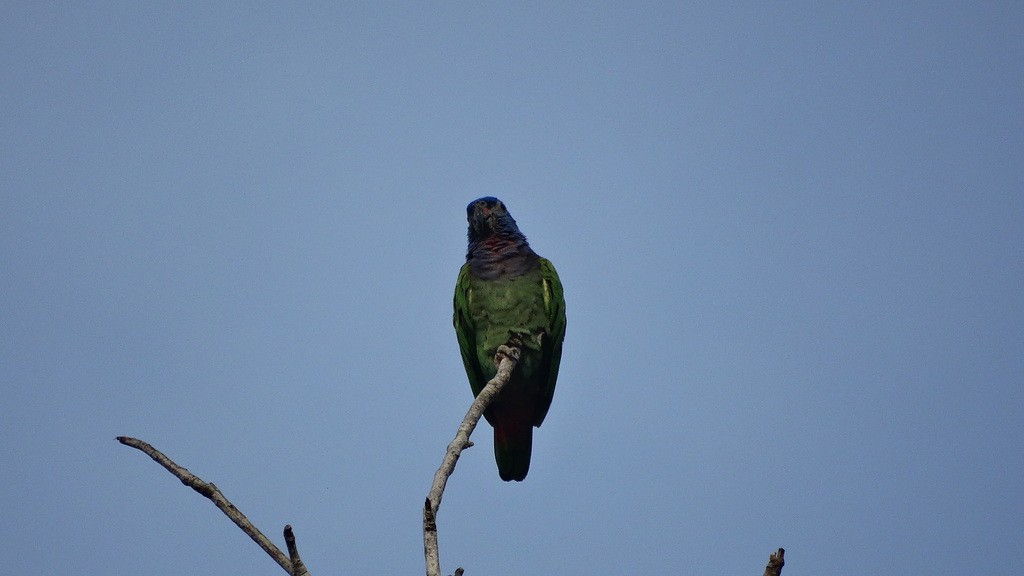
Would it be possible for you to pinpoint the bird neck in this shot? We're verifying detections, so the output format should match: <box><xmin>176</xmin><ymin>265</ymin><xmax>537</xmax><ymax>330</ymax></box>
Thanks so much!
<box><xmin>467</xmin><ymin>235</ymin><xmax>538</xmax><ymax>279</ymax></box>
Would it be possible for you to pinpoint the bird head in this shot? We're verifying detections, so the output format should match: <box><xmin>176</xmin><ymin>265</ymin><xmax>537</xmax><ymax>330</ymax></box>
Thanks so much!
<box><xmin>467</xmin><ymin>197</ymin><xmax>523</xmax><ymax>241</ymax></box>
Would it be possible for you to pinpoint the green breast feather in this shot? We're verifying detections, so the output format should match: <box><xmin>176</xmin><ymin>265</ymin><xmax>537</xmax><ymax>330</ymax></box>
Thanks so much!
<box><xmin>453</xmin><ymin>258</ymin><xmax>565</xmax><ymax>427</ymax></box>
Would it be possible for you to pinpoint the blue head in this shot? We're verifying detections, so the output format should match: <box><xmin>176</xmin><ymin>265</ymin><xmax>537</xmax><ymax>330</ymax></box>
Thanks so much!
<box><xmin>466</xmin><ymin>197</ymin><xmax>525</xmax><ymax>244</ymax></box>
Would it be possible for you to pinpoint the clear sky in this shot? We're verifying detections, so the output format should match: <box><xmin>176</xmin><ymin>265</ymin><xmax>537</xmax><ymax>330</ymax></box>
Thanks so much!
<box><xmin>2</xmin><ymin>3</ymin><xmax>1022</xmax><ymax>575</ymax></box>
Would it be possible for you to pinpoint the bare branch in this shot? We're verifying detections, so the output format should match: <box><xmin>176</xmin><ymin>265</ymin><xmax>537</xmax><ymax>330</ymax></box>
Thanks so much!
<box><xmin>284</xmin><ymin>525</ymin><xmax>310</xmax><ymax>576</ymax></box>
<box><xmin>423</xmin><ymin>497</ymin><xmax>439</xmax><ymax>576</ymax></box>
<box><xmin>763</xmin><ymin>548</ymin><xmax>785</xmax><ymax>576</ymax></box>
<box><xmin>116</xmin><ymin>436</ymin><xmax>307</xmax><ymax>576</ymax></box>
<box><xmin>424</xmin><ymin>339</ymin><xmax>522</xmax><ymax>576</ymax></box>
<box><xmin>119</xmin><ymin>368</ymin><xmax>778</xmax><ymax>576</ymax></box>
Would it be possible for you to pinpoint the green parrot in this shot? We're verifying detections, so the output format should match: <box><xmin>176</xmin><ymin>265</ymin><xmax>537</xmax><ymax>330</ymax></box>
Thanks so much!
<box><xmin>453</xmin><ymin>197</ymin><xmax>566</xmax><ymax>481</ymax></box>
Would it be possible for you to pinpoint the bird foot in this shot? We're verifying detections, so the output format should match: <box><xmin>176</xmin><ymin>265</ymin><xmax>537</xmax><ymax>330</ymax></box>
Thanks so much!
<box><xmin>494</xmin><ymin>334</ymin><xmax>523</xmax><ymax>368</ymax></box>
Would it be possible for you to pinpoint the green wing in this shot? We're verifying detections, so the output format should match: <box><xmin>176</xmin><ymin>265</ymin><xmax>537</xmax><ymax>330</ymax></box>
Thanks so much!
<box><xmin>453</xmin><ymin>263</ymin><xmax>487</xmax><ymax>396</ymax></box>
<box><xmin>533</xmin><ymin>257</ymin><xmax>566</xmax><ymax>426</ymax></box>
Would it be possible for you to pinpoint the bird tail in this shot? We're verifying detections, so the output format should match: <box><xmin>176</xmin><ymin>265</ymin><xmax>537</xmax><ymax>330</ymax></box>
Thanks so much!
<box><xmin>493</xmin><ymin>417</ymin><xmax>533</xmax><ymax>482</ymax></box>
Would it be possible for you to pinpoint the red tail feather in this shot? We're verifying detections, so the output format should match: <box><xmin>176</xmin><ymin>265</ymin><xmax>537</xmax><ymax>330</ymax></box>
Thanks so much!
<box><xmin>493</xmin><ymin>414</ymin><xmax>533</xmax><ymax>482</ymax></box>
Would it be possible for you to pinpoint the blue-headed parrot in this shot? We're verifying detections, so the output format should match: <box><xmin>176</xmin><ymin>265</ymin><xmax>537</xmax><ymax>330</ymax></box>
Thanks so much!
<box><xmin>453</xmin><ymin>197</ymin><xmax>566</xmax><ymax>481</ymax></box>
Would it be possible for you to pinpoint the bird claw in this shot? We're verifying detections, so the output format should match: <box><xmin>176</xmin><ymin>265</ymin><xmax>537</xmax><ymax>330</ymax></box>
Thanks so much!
<box><xmin>494</xmin><ymin>334</ymin><xmax>523</xmax><ymax>367</ymax></box>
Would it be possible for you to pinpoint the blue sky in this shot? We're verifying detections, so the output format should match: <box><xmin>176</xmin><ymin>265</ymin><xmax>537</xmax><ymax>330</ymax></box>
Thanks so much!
<box><xmin>2</xmin><ymin>2</ymin><xmax>1022</xmax><ymax>575</ymax></box>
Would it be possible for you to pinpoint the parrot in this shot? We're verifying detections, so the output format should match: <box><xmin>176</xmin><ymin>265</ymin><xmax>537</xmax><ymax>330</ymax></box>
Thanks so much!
<box><xmin>453</xmin><ymin>197</ymin><xmax>566</xmax><ymax>481</ymax></box>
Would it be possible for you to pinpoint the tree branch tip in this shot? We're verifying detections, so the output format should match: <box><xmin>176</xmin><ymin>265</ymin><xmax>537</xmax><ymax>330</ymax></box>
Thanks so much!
<box><xmin>117</xmin><ymin>436</ymin><xmax>142</xmax><ymax>447</ymax></box>
<box><xmin>763</xmin><ymin>547</ymin><xmax>785</xmax><ymax>576</ymax></box>
<box><xmin>284</xmin><ymin>525</ymin><xmax>299</xmax><ymax>554</ymax></box>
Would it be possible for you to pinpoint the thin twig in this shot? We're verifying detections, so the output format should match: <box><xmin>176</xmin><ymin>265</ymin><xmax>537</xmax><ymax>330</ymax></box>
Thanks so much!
<box><xmin>117</xmin><ymin>436</ymin><xmax>308</xmax><ymax>576</ymax></box>
<box><xmin>423</xmin><ymin>497</ymin><xmax>439</xmax><ymax>576</ymax></box>
<box><xmin>424</xmin><ymin>339</ymin><xmax>522</xmax><ymax>576</ymax></box>
<box><xmin>284</xmin><ymin>525</ymin><xmax>309</xmax><ymax>576</ymax></box>
<box><xmin>763</xmin><ymin>548</ymin><xmax>785</xmax><ymax>576</ymax></box>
